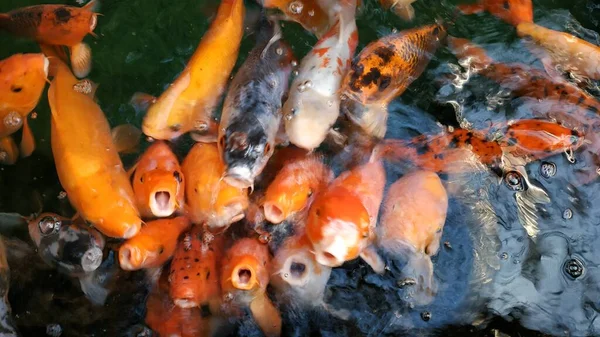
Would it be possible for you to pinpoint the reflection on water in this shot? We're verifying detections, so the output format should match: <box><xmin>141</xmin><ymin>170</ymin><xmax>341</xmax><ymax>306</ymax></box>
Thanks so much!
<box><xmin>0</xmin><ymin>0</ymin><xmax>599</xmax><ymax>336</ymax></box>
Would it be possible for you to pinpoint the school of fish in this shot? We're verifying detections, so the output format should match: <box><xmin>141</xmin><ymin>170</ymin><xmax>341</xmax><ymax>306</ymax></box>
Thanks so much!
<box><xmin>0</xmin><ymin>0</ymin><xmax>599</xmax><ymax>335</ymax></box>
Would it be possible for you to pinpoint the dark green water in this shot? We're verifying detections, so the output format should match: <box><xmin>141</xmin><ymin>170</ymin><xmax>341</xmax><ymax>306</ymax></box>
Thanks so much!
<box><xmin>1</xmin><ymin>0</ymin><xmax>600</xmax><ymax>336</ymax></box>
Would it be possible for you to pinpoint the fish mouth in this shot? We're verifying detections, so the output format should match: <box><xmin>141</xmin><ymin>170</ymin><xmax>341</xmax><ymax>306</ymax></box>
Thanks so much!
<box><xmin>149</xmin><ymin>191</ymin><xmax>175</xmax><ymax>217</ymax></box>
<box><xmin>282</xmin><ymin>256</ymin><xmax>310</xmax><ymax>287</ymax></box>
<box><xmin>263</xmin><ymin>202</ymin><xmax>285</xmax><ymax>224</ymax></box>
<box><xmin>118</xmin><ymin>245</ymin><xmax>142</xmax><ymax>271</ymax></box>
<box><xmin>223</xmin><ymin>172</ymin><xmax>253</xmax><ymax>189</ymax></box>
<box><xmin>231</xmin><ymin>264</ymin><xmax>257</xmax><ymax>290</ymax></box>
<box><xmin>174</xmin><ymin>298</ymin><xmax>200</xmax><ymax>309</ymax></box>
<box><xmin>81</xmin><ymin>247</ymin><xmax>103</xmax><ymax>272</ymax></box>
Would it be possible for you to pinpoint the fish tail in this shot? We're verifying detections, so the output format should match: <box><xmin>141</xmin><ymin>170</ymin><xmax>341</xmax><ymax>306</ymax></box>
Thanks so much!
<box><xmin>79</xmin><ymin>272</ymin><xmax>110</xmax><ymax>306</ymax></box>
<box><xmin>70</xmin><ymin>43</ymin><xmax>93</xmax><ymax>79</ymax></box>
<box><xmin>403</xmin><ymin>252</ymin><xmax>437</xmax><ymax>306</ymax></box>
<box><xmin>447</xmin><ymin>36</ymin><xmax>493</xmax><ymax>70</ymax></box>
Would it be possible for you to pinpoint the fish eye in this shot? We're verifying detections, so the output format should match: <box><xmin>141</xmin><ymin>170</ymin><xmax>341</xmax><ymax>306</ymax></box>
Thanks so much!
<box><xmin>10</xmin><ymin>85</ymin><xmax>23</xmax><ymax>93</ymax></box>
<box><xmin>38</xmin><ymin>216</ymin><xmax>61</xmax><ymax>236</ymax></box>
<box><xmin>173</xmin><ymin>171</ymin><xmax>183</xmax><ymax>183</ymax></box>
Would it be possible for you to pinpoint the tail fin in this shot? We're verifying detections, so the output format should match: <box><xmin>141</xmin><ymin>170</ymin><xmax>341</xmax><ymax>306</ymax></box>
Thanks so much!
<box><xmin>447</xmin><ymin>36</ymin><xmax>494</xmax><ymax>70</ymax></box>
<box><xmin>403</xmin><ymin>252</ymin><xmax>436</xmax><ymax>306</ymax></box>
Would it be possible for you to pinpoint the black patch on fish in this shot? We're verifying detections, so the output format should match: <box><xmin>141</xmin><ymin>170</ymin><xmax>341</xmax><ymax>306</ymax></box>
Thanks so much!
<box><xmin>587</xmin><ymin>105</ymin><xmax>598</xmax><ymax>114</ymax></box>
<box><xmin>379</xmin><ymin>75</ymin><xmax>392</xmax><ymax>91</ymax></box>
<box><xmin>54</xmin><ymin>7</ymin><xmax>72</xmax><ymax>24</ymax></box>
<box><xmin>577</xmin><ymin>96</ymin><xmax>585</xmax><ymax>105</ymax></box>
<box><xmin>349</xmin><ymin>63</ymin><xmax>365</xmax><ymax>92</ymax></box>
<box><xmin>374</xmin><ymin>46</ymin><xmax>395</xmax><ymax>63</ymax></box>
<box><xmin>416</xmin><ymin>144</ymin><xmax>430</xmax><ymax>155</ymax></box>
<box><xmin>39</xmin><ymin>224</ymin><xmax>100</xmax><ymax>275</ymax></box>
<box><xmin>361</xmin><ymin>67</ymin><xmax>382</xmax><ymax>87</ymax></box>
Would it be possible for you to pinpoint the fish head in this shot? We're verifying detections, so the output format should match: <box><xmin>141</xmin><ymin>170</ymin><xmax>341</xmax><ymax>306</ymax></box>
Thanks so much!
<box><xmin>488</xmin><ymin>0</ymin><xmax>533</xmax><ymax>27</ymax></box>
<box><xmin>284</xmin><ymin>96</ymin><xmax>339</xmax><ymax>150</ymax></box>
<box><xmin>306</xmin><ymin>189</ymin><xmax>370</xmax><ymax>267</ymax></box>
<box><xmin>137</xmin><ymin>168</ymin><xmax>184</xmax><ymax>218</ymax></box>
<box><xmin>209</xmin><ymin>183</ymin><xmax>249</xmax><ymax>231</ymax></box>
<box><xmin>219</xmin><ymin>127</ymin><xmax>273</xmax><ymax>189</ymax></box>
<box><xmin>0</xmin><ymin>54</ymin><xmax>49</xmax><ymax>115</ymax></box>
<box><xmin>28</xmin><ymin>213</ymin><xmax>105</xmax><ymax>275</ymax></box>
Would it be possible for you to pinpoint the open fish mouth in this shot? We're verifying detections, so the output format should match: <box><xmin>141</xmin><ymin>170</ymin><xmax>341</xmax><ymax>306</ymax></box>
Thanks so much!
<box><xmin>150</xmin><ymin>191</ymin><xmax>175</xmax><ymax>217</ymax></box>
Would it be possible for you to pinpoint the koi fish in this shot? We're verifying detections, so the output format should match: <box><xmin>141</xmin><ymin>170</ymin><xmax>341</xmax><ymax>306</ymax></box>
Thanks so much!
<box><xmin>379</xmin><ymin>0</ymin><xmax>417</xmax><ymax>21</ymax></box>
<box><xmin>374</xmin><ymin>119</ymin><xmax>585</xmax><ymax>173</ymax></box>
<box><xmin>0</xmin><ymin>54</ymin><xmax>49</xmax><ymax>138</ymax></box>
<box><xmin>0</xmin><ymin>236</ymin><xmax>19</xmax><ymax>337</ymax></box>
<box><xmin>262</xmin><ymin>153</ymin><xmax>333</xmax><ymax>224</ymax></box>
<box><xmin>137</xmin><ymin>0</ymin><xmax>245</xmax><ymax>142</ymax></box>
<box><xmin>27</xmin><ymin>212</ymin><xmax>110</xmax><ymax>305</ymax></box>
<box><xmin>378</xmin><ymin>170</ymin><xmax>448</xmax><ymax>305</ymax></box>
<box><xmin>306</xmin><ymin>154</ymin><xmax>385</xmax><ymax>273</ymax></box>
<box><xmin>457</xmin><ymin>0</ymin><xmax>533</xmax><ymax>27</ymax></box>
<box><xmin>284</xmin><ymin>0</ymin><xmax>358</xmax><ymax>150</ymax></box>
<box><xmin>118</xmin><ymin>216</ymin><xmax>190</xmax><ymax>271</ymax></box>
<box><xmin>0</xmin><ymin>137</ymin><xmax>18</xmax><ymax>165</ymax></box>
<box><xmin>340</xmin><ymin>23</ymin><xmax>446</xmax><ymax>139</ymax></box>
<box><xmin>0</xmin><ymin>0</ymin><xmax>100</xmax><ymax>78</ymax></box>
<box><xmin>218</xmin><ymin>17</ymin><xmax>295</xmax><ymax>189</ymax></box>
<box><xmin>169</xmin><ymin>226</ymin><xmax>224</xmax><ymax>312</ymax></box>
<box><xmin>48</xmin><ymin>61</ymin><xmax>142</xmax><ymax>239</ymax></box>
<box><xmin>260</xmin><ymin>0</ymin><xmax>337</xmax><ymax>37</ymax></box>
<box><xmin>255</xmin><ymin>145</ymin><xmax>309</xmax><ymax>191</ymax></box>
<box><xmin>221</xmin><ymin>237</ymin><xmax>281</xmax><ymax>337</ymax></box>
<box><xmin>516</xmin><ymin>22</ymin><xmax>600</xmax><ymax>81</ymax></box>
<box><xmin>271</xmin><ymin>231</ymin><xmax>332</xmax><ymax>307</ymax></box>
<box><xmin>182</xmin><ymin>143</ymin><xmax>249</xmax><ymax>232</ymax></box>
<box><xmin>129</xmin><ymin>141</ymin><xmax>184</xmax><ymax>219</ymax></box>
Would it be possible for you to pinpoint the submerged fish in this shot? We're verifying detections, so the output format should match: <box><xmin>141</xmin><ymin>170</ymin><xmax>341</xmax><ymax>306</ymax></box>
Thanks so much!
<box><xmin>516</xmin><ymin>22</ymin><xmax>600</xmax><ymax>81</ymax></box>
<box><xmin>0</xmin><ymin>236</ymin><xmax>19</xmax><ymax>337</ymax></box>
<box><xmin>457</xmin><ymin>0</ymin><xmax>533</xmax><ymax>27</ymax></box>
<box><xmin>221</xmin><ymin>237</ymin><xmax>281</xmax><ymax>337</ymax></box>
<box><xmin>182</xmin><ymin>143</ymin><xmax>249</xmax><ymax>232</ymax></box>
<box><xmin>379</xmin><ymin>0</ymin><xmax>417</xmax><ymax>21</ymax></box>
<box><xmin>138</xmin><ymin>0</ymin><xmax>245</xmax><ymax>142</ymax></box>
<box><xmin>0</xmin><ymin>0</ymin><xmax>100</xmax><ymax>78</ymax></box>
<box><xmin>284</xmin><ymin>0</ymin><xmax>358</xmax><ymax>150</ymax></box>
<box><xmin>340</xmin><ymin>23</ymin><xmax>446</xmax><ymax>139</ymax></box>
<box><xmin>378</xmin><ymin>171</ymin><xmax>448</xmax><ymax>305</ymax></box>
<box><xmin>169</xmin><ymin>226</ymin><xmax>224</xmax><ymax>312</ymax></box>
<box><xmin>0</xmin><ymin>136</ymin><xmax>18</xmax><ymax>165</ymax></box>
<box><xmin>118</xmin><ymin>216</ymin><xmax>190</xmax><ymax>270</ymax></box>
<box><xmin>0</xmin><ymin>54</ymin><xmax>49</xmax><ymax>138</ymax></box>
<box><xmin>27</xmin><ymin>213</ymin><xmax>110</xmax><ymax>305</ymax></box>
<box><xmin>130</xmin><ymin>141</ymin><xmax>185</xmax><ymax>219</ymax></box>
<box><xmin>306</xmin><ymin>155</ymin><xmax>385</xmax><ymax>273</ymax></box>
<box><xmin>48</xmin><ymin>61</ymin><xmax>142</xmax><ymax>239</ymax></box>
<box><xmin>262</xmin><ymin>153</ymin><xmax>333</xmax><ymax>224</ymax></box>
<box><xmin>218</xmin><ymin>17</ymin><xmax>295</xmax><ymax>189</ymax></box>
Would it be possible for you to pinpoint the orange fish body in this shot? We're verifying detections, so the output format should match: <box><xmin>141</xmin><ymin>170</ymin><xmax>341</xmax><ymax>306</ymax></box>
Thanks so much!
<box><xmin>256</xmin><ymin>146</ymin><xmax>309</xmax><ymax>190</ymax></box>
<box><xmin>131</xmin><ymin>141</ymin><xmax>185</xmax><ymax>219</ymax></box>
<box><xmin>517</xmin><ymin>22</ymin><xmax>600</xmax><ymax>80</ymax></box>
<box><xmin>378</xmin><ymin>170</ymin><xmax>448</xmax><ymax>305</ymax></box>
<box><xmin>169</xmin><ymin>227</ymin><xmax>224</xmax><ymax>311</ymax></box>
<box><xmin>263</xmin><ymin>154</ymin><xmax>333</xmax><ymax>224</ymax></box>
<box><xmin>48</xmin><ymin>61</ymin><xmax>142</xmax><ymax>239</ymax></box>
<box><xmin>0</xmin><ymin>54</ymin><xmax>49</xmax><ymax>138</ymax></box>
<box><xmin>378</xmin><ymin>0</ymin><xmax>417</xmax><ymax>21</ymax></box>
<box><xmin>340</xmin><ymin>24</ymin><xmax>446</xmax><ymax>139</ymax></box>
<box><xmin>261</xmin><ymin>0</ymin><xmax>336</xmax><ymax>37</ymax></box>
<box><xmin>306</xmin><ymin>158</ymin><xmax>386</xmax><ymax>272</ymax></box>
<box><xmin>0</xmin><ymin>136</ymin><xmax>18</xmax><ymax>165</ymax></box>
<box><xmin>141</xmin><ymin>0</ymin><xmax>245</xmax><ymax>141</ymax></box>
<box><xmin>221</xmin><ymin>237</ymin><xmax>281</xmax><ymax>337</ymax></box>
<box><xmin>118</xmin><ymin>216</ymin><xmax>190</xmax><ymax>270</ymax></box>
<box><xmin>182</xmin><ymin>143</ymin><xmax>249</xmax><ymax>232</ymax></box>
<box><xmin>458</xmin><ymin>0</ymin><xmax>533</xmax><ymax>27</ymax></box>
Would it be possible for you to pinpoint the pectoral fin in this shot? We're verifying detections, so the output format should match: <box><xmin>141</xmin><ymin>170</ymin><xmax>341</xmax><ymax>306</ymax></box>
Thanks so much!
<box><xmin>70</xmin><ymin>43</ymin><xmax>93</xmax><ymax>78</ymax></box>
<box><xmin>249</xmin><ymin>293</ymin><xmax>282</xmax><ymax>337</ymax></box>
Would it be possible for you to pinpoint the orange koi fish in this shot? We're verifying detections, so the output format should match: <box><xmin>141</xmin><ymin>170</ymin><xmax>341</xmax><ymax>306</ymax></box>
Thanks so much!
<box><xmin>137</xmin><ymin>0</ymin><xmax>245</xmax><ymax>142</ymax></box>
<box><xmin>262</xmin><ymin>153</ymin><xmax>333</xmax><ymax>224</ymax></box>
<box><xmin>0</xmin><ymin>0</ymin><xmax>100</xmax><ymax>78</ymax></box>
<box><xmin>379</xmin><ymin>0</ymin><xmax>417</xmax><ymax>21</ymax></box>
<box><xmin>340</xmin><ymin>23</ymin><xmax>446</xmax><ymax>139</ymax></box>
<box><xmin>448</xmin><ymin>37</ymin><xmax>600</xmax><ymax>136</ymax></box>
<box><xmin>0</xmin><ymin>54</ymin><xmax>49</xmax><ymax>138</ymax></box>
<box><xmin>0</xmin><ymin>137</ymin><xmax>18</xmax><ymax>165</ymax></box>
<box><xmin>130</xmin><ymin>141</ymin><xmax>184</xmax><ymax>219</ymax></box>
<box><xmin>260</xmin><ymin>0</ymin><xmax>336</xmax><ymax>37</ymax></box>
<box><xmin>271</xmin><ymin>231</ymin><xmax>332</xmax><ymax>307</ymax></box>
<box><xmin>378</xmin><ymin>170</ymin><xmax>448</xmax><ymax>305</ymax></box>
<box><xmin>182</xmin><ymin>143</ymin><xmax>249</xmax><ymax>233</ymax></box>
<box><xmin>306</xmin><ymin>155</ymin><xmax>385</xmax><ymax>273</ymax></box>
<box><xmin>169</xmin><ymin>226</ymin><xmax>224</xmax><ymax>312</ymax></box>
<box><xmin>118</xmin><ymin>216</ymin><xmax>190</xmax><ymax>271</ymax></box>
<box><xmin>375</xmin><ymin>119</ymin><xmax>585</xmax><ymax>174</ymax></box>
<box><xmin>517</xmin><ymin>23</ymin><xmax>600</xmax><ymax>81</ymax></box>
<box><xmin>256</xmin><ymin>145</ymin><xmax>309</xmax><ymax>190</ymax></box>
<box><xmin>48</xmin><ymin>61</ymin><xmax>142</xmax><ymax>239</ymax></box>
<box><xmin>458</xmin><ymin>0</ymin><xmax>533</xmax><ymax>27</ymax></box>
<box><xmin>221</xmin><ymin>237</ymin><xmax>281</xmax><ymax>337</ymax></box>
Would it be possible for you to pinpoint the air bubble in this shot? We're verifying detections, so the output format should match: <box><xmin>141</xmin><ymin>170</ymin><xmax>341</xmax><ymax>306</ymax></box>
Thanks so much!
<box><xmin>540</xmin><ymin>162</ymin><xmax>556</xmax><ymax>178</ymax></box>
<box><xmin>504</xmin><ymin>171</ymin><xmax>524</xmax><ymax>191</ymax></box>
<box><xmin>562</xmin><ymin>208</ymin><xmax>573</xmax><ymax>220</ymax></box>
<box><xmin>420</xmin><ymin>311</ymin><xmax>431</xmax><ymax>322</ymax></box>
<box><xmin>291</xmin><ymin>60</ymin><xmax>298</xmax><ymax>67</ymax></box>
<box><xmin>564</xmin><ymin>257</ymin><xmax>584</xmax><ymax>279</ymax></box>
<box><xmin>308</xmin><ymin>10</ymin><xmax>315</xmax><ymax>16</ymax></box>
<box><xmin>58</xmin><ymin>191</ymin><xmax>67</xmax><ymax>199</ymax></box>
<box><xmin>289</xmin><ymin>1</ymin><xmax>303</xmax><ymax>14</ymax></box>
<box><xmin>46</xmin><ymin>323</ymin><xmax>63</xmax><ymax>337</ymax></box>
<box><xmin>500</xmin><ymin>252</ymin><xmax>508</xmax><ymax>260</ymax></box>
<box><xmin>297</xmin><ymin>80</ymin><xmax>313</xmax><ymax>92</ymax></box>
<box><xmin>3</xmin><ymin>111</ymin><xmax>22</xmax><ymax>128</ymax></box>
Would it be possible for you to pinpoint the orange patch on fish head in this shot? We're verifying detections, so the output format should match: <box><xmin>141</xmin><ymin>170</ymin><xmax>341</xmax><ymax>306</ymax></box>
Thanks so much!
<box><xmin>0</xmin><ymin>54</ymin><xmax>49</xmax><ymax>115</ymax></box>
<box><xmin>306</xmin><ymin>188</ymin><xmax>370</xmax><ymax>267</ymax></box>
<box><xmin>263</xmin><ymin>167</ymin><xmax>313</xmax><ymax>224</ymax></box>
<box><xmin>486</xmin><ymin>0</ymin><xmax>533</xmax><ymax>26</ymax></box>
<box><xmin>210</xmin><ymin>183</ymin><xmax>249</xmax><ymax>230</ymax></box>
